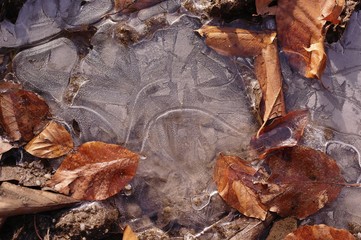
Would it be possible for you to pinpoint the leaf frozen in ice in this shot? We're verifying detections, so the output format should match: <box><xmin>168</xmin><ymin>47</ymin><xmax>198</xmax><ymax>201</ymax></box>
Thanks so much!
<box><xmin>25</xmin><ymin>121</ymin><xmax>74</xmax><ymax>158</ymax></box>
<box><xmin>47</xmin><ymin>141</ymin><xmax>139</xmax><ymax>200</ymax></box>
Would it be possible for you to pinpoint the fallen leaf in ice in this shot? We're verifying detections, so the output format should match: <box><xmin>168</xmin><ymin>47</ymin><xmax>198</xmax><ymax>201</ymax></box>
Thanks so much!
<box><xmin>25</xmin><ymin>121</ymin><xmax>74</xmax><ymax>158</ymax></box>
<box><xmin>214</xmin><ymin>154</ymin><xmax>268</xmax><ymax>220</ymax></box>
<box><xmin>123</xmin><ymin>225</ymin><xmax>138</xmax><ymax>240</ymax></box>
<box><xmin>275</xmin><ymin>0</ymin><xmax>344</xmax><ymax>79</ymax></box>
<box><xmin>47</xmin><ymin>141</ymin><xmax>139</xmax><ymax>200</ymax></box>
<box><xmin>284</xmin><ymin>224</ymin><xmax>355</xmax><ymax>240</ymax></box>
<box><xmin>254</xmin><ymin>39</ymin><xmax>286</xmax><ymax>123</ymax></box>
<box><xmin>0</xmin><ymin>182</ymin><xmax>78</xmax><ymax>218</ymax></box>
<box><xmin>256</xmin><ymin>0</ymin><xmax>277</xmax><ymax>15</ymax></box>
<box><xmin>258</xmin><ymin>146</ymin><xmax>345</xmax><ymax>219</ymax></box>
<box><xmin>115</xmin><ymin>0</ymin><xmax>164</xmax><ymax>13</ymax></box>
<box><xmin>251</xmin><ymin>110</ymin><xmax>309</xmax><ymax>158</ymax></box>
<box><xmin>0</xmin><ymin>88</ymin><xmax>50</xmax><ymax>142</ymax></box>
<box><xmin>196</xmin><ymin>26</ymin><xmax>276</xmax><ymax>57</ymax></box>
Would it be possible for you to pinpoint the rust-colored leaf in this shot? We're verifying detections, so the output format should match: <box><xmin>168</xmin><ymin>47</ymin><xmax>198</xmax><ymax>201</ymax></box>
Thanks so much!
<box><xmin>0</xmin><ymin>88</ymin><xmax>50</xmax><ymax>142</ymax></box>
<box><xmin>256</xmin><ymin>0</ymin><xmax>277</xmax><ymax>15</ymax></box>
<box><xmin>115</xmin><ymin>0</ymin><xmax>164</xmax><ymax>13</ymax></box>
<box><xmin>251</xmin><ymin>110</ymin><xmax>309</xmax><ymax>158</ymax></box>
<box><xmin>258</xmin><ymin>146</ymin><xmax>345</xmax><ymax>219</ymax></box>
<box><xmin>284</xmin><ymin>224</ymin><xmax>355</xmax><ymax>240</ymax></box>
<box><xmin>276</xmin><ymin>0</ymin><xmax>344</xmax><ymax>79</ymax></box>
<box><xmin>214</xmin><ymin>154</ymin><xmax>268</xmax><ymax>220</ymax></box>
<box><xmin>25</xmin><ymin>121</ymin><xmax>74</xmax><ymax>158</ymax></box>
<box><xmin>254</xmin><ymin>40</ymin><xmax>286</xmax><ymax>123</ymax></box>
<box><xmin>46</xmin><ymin>141</ymin><xmax>139</xmax><ymax>201</ymax></box>
<box><xmin>123</xmin><ymin>225</ymin><xmax>138</xmax><ymax>240</ymax></box>
<box><xmin>196</xmin><ymin>26</ymin><xmax>276</xmax><ymax>57</ymax></box>
<box><xmin>322</xmin><ymin>0</ymin><xmax>345</xmax><ymax>24</ymax></box>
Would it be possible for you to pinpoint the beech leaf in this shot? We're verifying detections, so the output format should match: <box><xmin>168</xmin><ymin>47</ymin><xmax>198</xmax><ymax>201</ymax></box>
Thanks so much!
<box><xmin>251</xmin><ymin>110</ymin><xmax>309</xmax><ymax>158</ymax></box>
<box><xmin>258</xmin><ymin>146</ymin><xmax>345</xmax><ymax>219</ymax></box>
<box><xmin>0</xmin><ymin>88</ymin><xmax>50</xmax><ymax>142</ymax></box>
<box><xmin>115</xmin><ymin>0</ymin><xmax>163</xmax><ymax>13</ymax></box>
<box><xmin>46</xmin><ymin>141</ymin><xmax>139</xmax><ymax>200</ymax></box>
<box><xmin>214</xmin><ymin>154</ymin><xmax>268</xmax><ymax>220</ymax></box>
<box><xmin>275</xmin><ymin>0</ymin><xmax>344</xmax><ymax>79</ymax></box>
<box><xmin>196</xmin><ymin>26</ymin><xmax>276</xmax><ymax>57</ymax></box>
<box><xmin>25</xmin><ymin>121</ymin><xmax>74</xmax><ymax>158</ymax></box>
<box><xmin>254</xmin><ymin>40</ymin><xmax>286</xmax><ymax>123</ymax></box>
<box><xmin>284</xmin><ymin>224</ymin><xmax>355</xmax><ymax>240</ymax></box>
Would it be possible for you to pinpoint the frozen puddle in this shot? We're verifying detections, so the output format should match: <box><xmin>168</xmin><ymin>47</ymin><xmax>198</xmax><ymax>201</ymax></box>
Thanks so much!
<box><xmin>13</xmin><ymin>13</ymin><xmax>257</xmax><ymax>235</ymax></box>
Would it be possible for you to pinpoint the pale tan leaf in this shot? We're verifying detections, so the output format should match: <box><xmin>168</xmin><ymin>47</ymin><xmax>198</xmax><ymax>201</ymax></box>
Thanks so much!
<box><xmin>197</xmin><ymin>26</ymin><xmax>276</xmax><ymax>57</ymax></box>
<box><xmin>0</xmin><ymin>182</ymin><xmax>78</xmax><ymax>218</ymax></box>
<box><xmin>123</xmin><ymin>225</ymin><xmax>138</xmax><ymax>240</ymax></box>
<box><xmin>321</xmin><ymin>0</ymin><xmax>345</xmax><ymax>23</ymax></box>
<box><xmin>25</xmin><ymin>121</ymin><xmax>74</xmax><ymax>158</ymax></box>
<box><xmin>46</xmin><ymin>141</ymin><xmax>139</xmax><ymax>201</ymax></box>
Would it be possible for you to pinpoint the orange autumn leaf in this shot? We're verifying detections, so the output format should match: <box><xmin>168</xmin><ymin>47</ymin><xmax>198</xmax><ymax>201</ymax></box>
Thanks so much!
<box><xmin>196</xmin><ymin>26</ymin><xmax>276</xmax><ymax>57</ymax></box>
<box><xmin>284</xmin><ymin>224</ymin><xmax>355</xmax><ymax>240</ymax></box>
<box><xmin>0</xmin><ymin>88</ymin><xmax>50</xmax><ymax>142</ymax></box>
<box><xmin>258</xmin><ymin>146</ymin><xmax>345</xmax><ymax>219</ymax></box>
<box><xmin>251</xmin><ymin>110</ymin><xmax>309</xmax><ymax>158</ymax></box>
<box><xmin>123</xmin><ymin>225</ymin><xmax>138</xmax><ymax>240</ymax></box>
<box><xmin>254</xmin><ymin>39</ymin><xmax>286</xmax><ymax>123</ymax></box>
<box><xmin>214</xmin><ymin>154</ymin><xmax>268</xmax><ymax>220</ymax></box>
<box><xmin>276</xmin><ymin>0</ymin><xmax>344</xmax><ymax>79</ymax></box>
<box><xmin>25</xmin><ymin>121</ymin><xmax>74</xmax><ymax>159</ymax></box>
<box><xmin>46</xmin><ymin>141</ymin><xmax>139</xmax><ymax>200</ymax></box>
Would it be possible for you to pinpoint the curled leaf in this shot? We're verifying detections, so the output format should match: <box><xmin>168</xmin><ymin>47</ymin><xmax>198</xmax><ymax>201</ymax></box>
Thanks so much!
<box><xmin>258</xmin><ymin>146</ymin><xmax>345</xmax><ymax>219</ymax></box>
<box><xmin>275</xmin><ymin>0</ymin><xmax>344</xmax><ymax>79</ymax></box>
<box><xmin>251</xmin><ymin>110</ymin><xmax>309</xmax><ymax>158</ymax></box>
<box><xmin>214</xmin><ymin>154</ymin><xmax>268</xmax><ymax>220</ymax></box>
<box><xmin>284</xmin><ymin>224</ymin><xmax>355</xmax><ymax>240</ymax></box>
<box><xmin>46</xmin><ymin>141</ymin><xmax>139</xmax><ymax>200</ymax></box>
<box><xmin>197</xmin><ymin>26</ymin><xmax>276</xmax><ymax>57</ymax></box>
<box><xmin>25</xmin><ymin>121</ymin><xmax>74</xmax><ymax>158</ymax></box>
<box><xmin>254</xmin><ymin>39</ymin><xmax>286</xmax><ymax>123</ymax></box>
<box><xmin>0</xmin><ymin>88</ymin><xmax>50</xmax><ymax>142</ymax></box>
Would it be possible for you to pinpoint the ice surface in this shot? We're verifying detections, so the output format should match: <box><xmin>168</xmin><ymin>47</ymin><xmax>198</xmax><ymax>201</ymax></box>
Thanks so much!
<box><xmin>12</xmin><ymin>8</ymin><xmax>258</xmax><ymax>234</ymax></box>
<box><xmin>0</xmin><ymin>0</ymin><xmax>112</xmax><ymax>48</ymax></box>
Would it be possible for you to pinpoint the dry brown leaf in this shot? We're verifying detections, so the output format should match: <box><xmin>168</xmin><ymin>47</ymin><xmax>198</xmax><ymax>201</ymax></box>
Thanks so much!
<box><xmin>276</xmin><ymin>0</ymin><xmax>344</xmax><ymax>79</ymax></box>
<box><xmin>25</xmin><ymin>121</ymin><xmax>74</xmax><ymax>158</ymax></box>
<box><xmin>251</xmin><ymin>110</ymin><xmax>309</xmax><ymax>158</ymax></box>
<box><xmin>256</xmin><ymin>0</ymin><xmax>277</xmax><ymax>15</ymax></box>
<box><xmin>284</xmin><ymin>224</ymin><xmax>355</xmax><ymax>240</ymax></box>
<box><xmin>123</xmin><ymin>225</ymin><xmax>138</xmax><ymax>240</ymax></box>
<box><xmin>254</xmin><ymin>40</ymin><xmax>286</xmax><ymax>123</ymax></box>
<box><xmin>46</xmin><ymin>141</ymin><xmax>139</xmax><ymax>200</ymax></box>
<box><xmin>0</xmin><ymin>182</ymin><xmax>78</xmax><ymax>218</ymax></box>
<box><xmin>0</xmin><ymin>88</ymin><xmax>50</xmax><ymax>142</ymax></box>
<box><xmin>321</xmin><ymin>0</ymin><xmax>345</xmax><ymax>23</ymax></box>
<box><xmin>258</xmin><ymin>146</ymin><xmax>345</xmax><ymax>219</ymax></box>
<box><xmin>214</xmin><ymin>154</ymin><xmax>268</xmax><ymax>220</ymax></box>
<box><xmin>197</xmin><ymin>26</ymin><xmax>276</xmax><ymax>57</ymax></box>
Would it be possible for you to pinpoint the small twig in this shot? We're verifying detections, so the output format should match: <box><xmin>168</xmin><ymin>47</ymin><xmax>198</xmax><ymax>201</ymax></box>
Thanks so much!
<box><xmin>33</xmin><ymin>215</ymin><xmax>43</xmax><ymax>240</ymax></box>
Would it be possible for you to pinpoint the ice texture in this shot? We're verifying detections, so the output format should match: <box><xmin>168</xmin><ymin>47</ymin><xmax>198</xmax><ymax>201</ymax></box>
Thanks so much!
<box><xmin>13</xmin><ymin>11</ymin><xmax>257</xmax><ymax>234</ymax></box>
<box><xmin>0</xmin><ymin>0</ymin><xmax>112</xmax><ymax>48</ymax></box>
